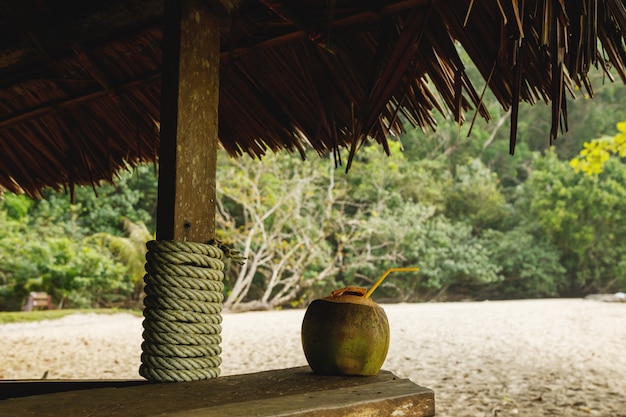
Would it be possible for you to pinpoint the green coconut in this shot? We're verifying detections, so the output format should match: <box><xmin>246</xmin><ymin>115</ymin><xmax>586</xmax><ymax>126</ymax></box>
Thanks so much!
<box><xmin>301</xmin><ymin>286</ymin><xmax>390</xmax><ymax>376</ymax></box>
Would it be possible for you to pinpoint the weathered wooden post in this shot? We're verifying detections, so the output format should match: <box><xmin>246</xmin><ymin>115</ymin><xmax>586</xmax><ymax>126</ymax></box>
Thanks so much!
<box><xmin>156</xmin><ymin>0</ymin><xmax>219</xmax><ymax>242</ymax></box>
<box><xmin>140</xmin><ymin>0</ymin><xmax>231</xmax><ymax>382</ymax></box>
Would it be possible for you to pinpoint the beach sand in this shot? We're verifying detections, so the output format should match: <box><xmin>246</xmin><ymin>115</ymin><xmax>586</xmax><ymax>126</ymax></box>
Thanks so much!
<box><xmin>1</xmin><ymin>299</ymin><xmax>625</xmax><ymax>417</ymax></box>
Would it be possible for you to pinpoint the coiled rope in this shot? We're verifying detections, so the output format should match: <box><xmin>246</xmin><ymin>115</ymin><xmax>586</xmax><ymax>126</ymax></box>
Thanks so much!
<box><xmin>139</xmin><ymin>239</ymin><xmax>244</xmax><ymax>382</ymax></box>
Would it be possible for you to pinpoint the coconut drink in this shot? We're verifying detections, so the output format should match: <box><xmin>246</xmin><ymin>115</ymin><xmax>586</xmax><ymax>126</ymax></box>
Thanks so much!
<box><xmin>301</xmin><ymin>268</ymin><xmax>418</xmax><ymax>376</ymax></box>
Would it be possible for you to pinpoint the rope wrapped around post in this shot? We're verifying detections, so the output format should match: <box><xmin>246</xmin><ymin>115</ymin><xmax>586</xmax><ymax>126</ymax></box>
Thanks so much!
<box><xmin>139</xmin><ymin>240</ymin><xmax>243</xmax><ymax>382</ymax></box>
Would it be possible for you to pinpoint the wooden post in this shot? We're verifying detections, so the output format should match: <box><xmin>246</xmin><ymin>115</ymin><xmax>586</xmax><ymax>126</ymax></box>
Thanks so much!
<box><xmin>157</xmin><ymin>0</ymin><xmax>220</xmax><ymax>242</ymax></box>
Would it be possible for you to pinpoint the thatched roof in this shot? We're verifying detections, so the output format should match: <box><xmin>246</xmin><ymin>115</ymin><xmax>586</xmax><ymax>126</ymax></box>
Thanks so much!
<box><xmin>1</xmin><ymin>0</ymin><xmax>625</xmax><ymax>197</ymax></box>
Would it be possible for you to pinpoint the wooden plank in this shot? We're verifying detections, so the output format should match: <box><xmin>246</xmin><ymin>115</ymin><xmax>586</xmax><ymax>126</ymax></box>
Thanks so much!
<box><xmin>170</xmin><ymin>378</ymin><xmax>434</xmax><ymax>417</ymax></box>
<box><xmin>157</xmin><ymin>0</ymin><xmax>219</xmax><ymax>242</ymax></box>
<box><xmin>0</xmin><ymin>380</ymin><xmax>149</xmax><ymax>401</ymax></box>
<box><xmin>0</xmin><ymin>367</ymin><xmax>435</xmax><ymax>417</ymax></box>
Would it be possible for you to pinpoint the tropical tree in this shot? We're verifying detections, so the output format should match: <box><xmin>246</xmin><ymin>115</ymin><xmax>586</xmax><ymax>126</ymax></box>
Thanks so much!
<box><xmin>0</xmin><ymin>218</ymin><xmax>132</xmax><ymax>310</ymax></box>
<box><xmin>480</xmin><ymin>228</ymin><xmax>566</xmax><ymax>298</ymax></box>
<box><xmin>0</xmin><ymin>166</ymin><xmax>155</xmax><ymax>310</ymax></box>
<box><xmin>84</xmin><ymin>218</ymin><xmax>153</xmax><ymax>305</ymax></box>
<box><xmin>515</xmin><ymin>150</ymin><xmax>626</xmax><ymax>294</ymax></box>
<box><xmin>26</xmin><ymin>164</ymin><xmax>158</xmax><ymax>238</ymax></box>
<box><xmin>39</xmin><ymin>238</ymin><xmax>130</xmax><ymax>308</ymax></box>
<box><xmin>216</xmin><ymin>153</ymin><xmax>334</xmax><ymax>309</ymax></box>
<box><xmin>217</xmin><ymin>142</ymin><xmax>443</xmax><ymax>309</ymax></box>
<box><xmin>443</xmin><ymin>158</ymin><xmax>509</xmax><ymax>233</ymax></box>
<box><xmin>570</xmin><ymin>121</ymin><xmax>626</xmax><ymax>175</ymax></box>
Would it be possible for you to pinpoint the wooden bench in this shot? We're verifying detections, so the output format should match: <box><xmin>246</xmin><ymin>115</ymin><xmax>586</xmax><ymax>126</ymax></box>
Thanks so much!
<box><xmin>0</xmin><ymin>366</ymin><xmax>435</xmax><ymax>416</ymax></box>
<box><xmin>23</xmin><ymin>292</ymin><xmax>53</xmax><ymax>311</ymax></box>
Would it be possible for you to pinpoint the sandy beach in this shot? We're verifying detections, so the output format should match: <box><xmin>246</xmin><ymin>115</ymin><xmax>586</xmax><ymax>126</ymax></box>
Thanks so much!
<box><xmin>1</xmin><ymin>299</ymin><xmax>624</xmax><ymax>417</ymax></box>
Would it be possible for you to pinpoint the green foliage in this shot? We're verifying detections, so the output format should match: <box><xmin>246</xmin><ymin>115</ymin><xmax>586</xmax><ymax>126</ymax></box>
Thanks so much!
<box><xmin>0</xmin><ymin>211</ymin><xmax>36</xmax><ymax>310</ymax></box>
<box><xmin>41</xmin><ymin>239</ymin><xmax>131</xmax><ymax>308</ymax></box>
<box><xmin>0</xmin><ymin>225</ymin><xmax>132</xmax><ymax>310</ymax></box>
<box><xmin>85</xmin><ymin>219</ymin><xmax>153</xmax><ymax>301</ymax></box>
<box><xmin>398</xmin><ymin>213</ymin><xmax>501</xmax><ymax>298</ymax></box>
<box><xmin>0</xmin><ymin>166</ymin><xmax>154</xmax><ymax>311</ymax></box>
<box><xmin>1</xmin><ymin>193</ymin><xmax>33</xmax><ymax>220</ymax></box>
<box><xmin>481</xmin><ymin>229</ymin><xmax>566</xmax><ymax>298</ymax></box>
<box><xmin>514</xmin><ymin>150</ymin><xmax>626</xmax><ymax>294</ymax></box>
<box><xmin>444</xmin><ymin>158</ymin><xmax>509</xmax><ymax>233</ymax></box>
<box><xmin>27</xmin><ymin>164</ymin><xmax>158</xmax><ymax>237</ymax></box>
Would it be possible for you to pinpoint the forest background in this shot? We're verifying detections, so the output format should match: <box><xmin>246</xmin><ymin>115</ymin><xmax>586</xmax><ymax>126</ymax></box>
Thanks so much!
<box><xmin>1</xmin><ymin>62</ymin><xmax>625</xmax><ymax>312</ymax></box>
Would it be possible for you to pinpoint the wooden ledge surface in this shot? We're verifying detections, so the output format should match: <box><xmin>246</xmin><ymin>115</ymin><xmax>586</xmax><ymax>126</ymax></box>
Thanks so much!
<box><xmin>0</xmin><ymin>366</ymin><xmax>435</xmax><ymax>417</ymax></box>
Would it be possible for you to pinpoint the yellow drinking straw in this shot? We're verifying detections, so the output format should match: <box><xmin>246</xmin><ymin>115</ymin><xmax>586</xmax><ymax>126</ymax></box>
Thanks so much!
<box><xmin>364</xmin><ymin>267</ymin><xmax>420</xmax><ymax>299</ymax></box>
